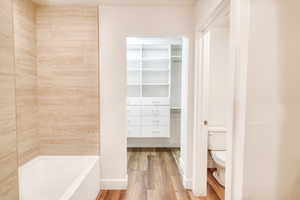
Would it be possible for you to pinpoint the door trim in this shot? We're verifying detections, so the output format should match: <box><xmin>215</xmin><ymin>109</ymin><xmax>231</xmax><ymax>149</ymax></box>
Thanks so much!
<box><xmin>192</xmin><ymin>31</ymin><xmax>210</xmax><ymax>196</ymax></box>
<box><xmin>193</xmin><ymin>0</ymin><xmax>230</xmax><ymax>196</ymax></box>
<box><xmin>229</xmin><ymin>0</ymin><xmax>250</xmax><ymax>199</ymax></box>
<box><xmin>193</xmin><ymin>0</ymin><xmax>250</xmax><ymax>199</ymax></box>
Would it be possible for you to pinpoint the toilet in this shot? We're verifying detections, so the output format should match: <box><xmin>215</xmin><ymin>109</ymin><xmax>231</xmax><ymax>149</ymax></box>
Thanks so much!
<box><xmin>208</xmin><ymin>131</ymin><xmax>226</xmax><ymax>186</ymax></box>
<box><xmin>211</xmin><ymin>151</ymin><xmax>226</xmax><ymax>186</ymax></box>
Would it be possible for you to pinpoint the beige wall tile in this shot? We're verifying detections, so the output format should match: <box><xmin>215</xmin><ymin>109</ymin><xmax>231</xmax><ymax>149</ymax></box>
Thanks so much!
<box><xmin>0</xmin><ymin>0</ymin><xmax>14</xmax><ymax>74</ymax></box>
<box><xmin>0</xmin><ymin>1</ymin><xmax>19</xmax><ymax>199</ymax></box>
<box><xmin>13</xmin><ymin>0</ymin><xmax>39</xmax><ymax>165</ymax></box>
<box><xmin>36</xmin><ymin>6</ymin><xmax>99</xmax><ymax>155</ymax></box>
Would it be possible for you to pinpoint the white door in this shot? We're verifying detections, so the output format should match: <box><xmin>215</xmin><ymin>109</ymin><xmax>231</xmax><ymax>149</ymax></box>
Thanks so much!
<box><xmin>193</xmin><ymin>26</ymin><xmax>234</xmax><ymax>199</ymax></box>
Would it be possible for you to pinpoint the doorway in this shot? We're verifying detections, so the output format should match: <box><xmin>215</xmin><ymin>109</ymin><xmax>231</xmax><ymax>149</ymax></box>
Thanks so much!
<box><xmin>193</xmin><ymin>2</ymin><xmax>233</xmax><ymax>200</ymax></box>
<box><xmin>125</xmin><ymin>37</ymin><xmax>190</xmax><ymax>194</ymax></box>
<box><xmin>126</xmin><ymin>37</ymin><xmax>182</xmax><ymax>145</ymax></box>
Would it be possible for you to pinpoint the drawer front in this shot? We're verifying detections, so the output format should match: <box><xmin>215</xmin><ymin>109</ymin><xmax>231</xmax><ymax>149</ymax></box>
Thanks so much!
<box><xmin>127</xmin><ymin>106</ymin><xmax>141</xmax><ymax>116</ymax></box>
<box><xmin>128</xmin><ymin>117</ymin><xmax>140</xmax><ymax>126</ymax></box>
<box><xmin>142</xmin><ymin>98</ymin><xmax>170</xmax><ymax>106</ymax></box>
<box><xmin>127</xmin><ymin>98</ymin><xmax>141</xmax><ymax>105</ymax></box>
<box><xmin>141</xmin><ymin>106</ymin><xmax>169</xmax><ymax>116</ymax></box>
<box><xmin>142</xmin><ymin>127</ymin><xmax>169</xmax><ymax>138</ymax></box>
<box><xmin>142</xmin><ymin>116</ymin><xmax>169</xmax><ymax>126</ymax></box>
<box><xmin>128</xmin><ymin>127</ymin><xmax>141</xmax><ymax>137</ymax></box>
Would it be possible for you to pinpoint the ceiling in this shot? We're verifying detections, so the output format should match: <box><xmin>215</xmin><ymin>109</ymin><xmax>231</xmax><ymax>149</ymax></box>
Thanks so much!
<box><xmin>32</xmin><ymin>0</ymin><xmax>196</xmax><ymax>6</ymax></box>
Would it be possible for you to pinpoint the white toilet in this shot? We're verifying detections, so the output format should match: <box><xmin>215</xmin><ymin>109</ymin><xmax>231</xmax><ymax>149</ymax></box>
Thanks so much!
<box><xmin>208</xmin><ymin>131</ymin><xmax>226</xmax><ymax>186</ymax></box>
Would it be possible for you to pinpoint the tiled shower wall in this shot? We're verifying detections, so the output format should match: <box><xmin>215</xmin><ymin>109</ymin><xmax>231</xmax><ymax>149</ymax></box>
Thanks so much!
<box><xmin>14</xmin><ymin>0</ymin><xmax>39</xmax><ymax>165</ymax></box>
<box><xmin>36</xmin><ymin>6</ymin><xmax>99</xmax><ymax>155</ymax></box>
<box><xmin>0</xmin><ymin>1</ymin><xmax>99</xmax><ymax>198</ymax></box>
<box><xmin>0</xmin><ymin>0</ymin><xmax>19</xmax><ymax>199</ymax></box>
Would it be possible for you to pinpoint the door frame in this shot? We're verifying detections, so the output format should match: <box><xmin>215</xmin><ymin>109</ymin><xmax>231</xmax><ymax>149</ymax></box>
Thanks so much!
<box><xmin>192</xmin><ymin>31</ymin><xmax>210</xmax><ymax>196</ymax></box>
<box><xmin>229</xmin><ymin>0</ymin><xmax>250</xmax><ymax>199</ymax></box>
<box><xmin>193</xmin><ymin>1</ymin><xmax>231</xmax><ymax>196</ymax></box>
<box><xmin>192</xmin><ymin>0</ymin><xmax>250</xmax><ymax>199</ymax></box>
<box><xmin>124</xmin><ymin>36</ymin><xmax>194</xmax><ymax>189</ymax></box>
<box><xmin>180</xmin><ymin>37</ymin><xmax>194</xmax><ymax>189</ymax></box>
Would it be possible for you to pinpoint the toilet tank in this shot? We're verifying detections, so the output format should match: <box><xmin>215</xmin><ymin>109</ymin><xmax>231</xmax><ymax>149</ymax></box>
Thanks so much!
<box><xmin>208</xmin><ymin>129</ymin><xmax>226</xmax><ymax>151</ymax></box>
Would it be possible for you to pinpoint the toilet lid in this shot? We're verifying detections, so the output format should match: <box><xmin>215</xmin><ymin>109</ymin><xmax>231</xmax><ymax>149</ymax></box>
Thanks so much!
<box><xmin>211</xmin><ymin>151</ymin><xmax>226</xmax><ymax>167</ymax></box>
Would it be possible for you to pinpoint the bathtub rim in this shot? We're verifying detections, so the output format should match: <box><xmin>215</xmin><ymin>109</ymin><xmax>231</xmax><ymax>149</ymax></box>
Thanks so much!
<box><xmin>19</xmin><ymin>155</ymin><xmax>100</xmax><ymax>200</ymax></box>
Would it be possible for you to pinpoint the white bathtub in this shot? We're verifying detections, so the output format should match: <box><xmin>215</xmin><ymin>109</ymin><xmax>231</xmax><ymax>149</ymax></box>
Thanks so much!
<box><xmin>19</xmin><ymin>156</ymin><xmax>100</xmax><ymax>200</ymax></box>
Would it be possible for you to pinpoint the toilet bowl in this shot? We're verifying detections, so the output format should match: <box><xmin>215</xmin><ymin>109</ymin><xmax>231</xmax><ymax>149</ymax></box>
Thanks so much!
<box><xmin>211</xmin><ymin>150</ymin><xmax>226</xmax><ymax>186</ymax></box>
<box><xmin>208</xmin><ymin>131</ymin><xmax>226</xmax><ymax>186</ymax></box>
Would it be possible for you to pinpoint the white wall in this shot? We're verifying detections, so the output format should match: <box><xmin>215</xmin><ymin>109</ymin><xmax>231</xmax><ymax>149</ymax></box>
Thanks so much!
<box><xmin>194</xmin><ymin>0</ymin><xmax>223</xmax><ymax>30</ymax></box>
<box><xmin>196</xmin><ymin>0</ymin><xmax>300</xmax><ymax>199</ymax></box>
<box><xmin>242</xmin><ymin>0</ymin><xmax>300</xmax><ymax>199</ymax></box>
<box><xmin>99</xmin><ymin>4</ymin><xmax>195</xmax><ymax>188</ymax></box>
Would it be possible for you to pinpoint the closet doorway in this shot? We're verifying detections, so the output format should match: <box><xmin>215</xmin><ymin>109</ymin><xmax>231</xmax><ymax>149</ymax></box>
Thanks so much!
<box><xmin>126</xmin><ymin>37</ymin><xmax>188</xmax><ymax>190</ymax></box>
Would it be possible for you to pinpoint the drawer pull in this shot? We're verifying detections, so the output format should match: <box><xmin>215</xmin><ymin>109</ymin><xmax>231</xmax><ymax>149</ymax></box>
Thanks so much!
<box><xmin>152</xmin><ymin>101</ymin><xmax>160</xmax><ymax>104</ymax></box>
<box><xmin>152</xmin><ymin>131</ymin><xmax>160</xmax><ymax>133</ymax></box>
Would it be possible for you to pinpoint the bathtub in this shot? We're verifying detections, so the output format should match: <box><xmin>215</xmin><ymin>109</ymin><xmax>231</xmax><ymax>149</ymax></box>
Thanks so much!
<box><xmin>19</xmin><ymin>156</ymin><xmax>100</xmax><ymax>200</ymax></box>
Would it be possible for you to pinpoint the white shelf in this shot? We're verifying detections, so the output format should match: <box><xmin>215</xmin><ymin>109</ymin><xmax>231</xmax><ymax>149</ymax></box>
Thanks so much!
<box><xmin>128</xmin><ymin>83</ymin><xmax>140</xmax><ymax>86</ymax></box>
<box><xmin>142</xmin><ymin>57</ymin><xmax>170</xmax><ymax>61</ymax></box>
<box><xmin>142</xmin><ymin>45</ymin><xmax>169</xmax><ymax>50</ymax></box>
<box><xmin>127</xmin><ymin>39</ymin><xmax>173</xmax><ymax>139</ymax></box>
<box><xmin>142</xmin><ymin>83</ymin><xmax>169</xmax><ymax>86</ymax></box>
<box><xmin>142</xmin><ymin>68</ymin><xmax>169</xmax><ymax>72</ymax></box>
<box><xmin>127</xmin><ymin>58</ymin><xmax>141</xmax><ymax>62</ymax></box>
<box><xmin>128</xmin><ymin>68</ymin><xmax>140</xmax><ymax>71</ymax></box>
<box><xmin>128</xmin><ymin>47</ymin><xmax>141</xmax><ymax>50</ymax></box>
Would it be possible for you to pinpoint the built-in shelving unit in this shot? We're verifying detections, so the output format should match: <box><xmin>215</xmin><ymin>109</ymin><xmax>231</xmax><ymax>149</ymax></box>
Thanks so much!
<box><xmin>127</xmin><ymin>38</ymin><xmax>182</xmax><ymax>138</ymax></box>
<box><xmin>170</xmin><ymin>44</ymin><xmax>182</xmax><ymax>110</ymax></box>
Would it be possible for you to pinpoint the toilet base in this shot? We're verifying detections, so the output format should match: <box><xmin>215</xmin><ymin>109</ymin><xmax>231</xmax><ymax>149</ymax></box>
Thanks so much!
<box><xmin>213</xmin><ymin>168</ymin><xmax>225</xmax><ymax>187</ymax></box>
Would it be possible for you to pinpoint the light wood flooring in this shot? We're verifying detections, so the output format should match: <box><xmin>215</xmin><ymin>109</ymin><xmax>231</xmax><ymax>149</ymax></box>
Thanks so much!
<box><xmin>207</xmin><ymin>169</ymin><xmax>225</xmax><ymax>200</ymax></box>
<box><xmin>98</xmin><ymin>148</ymin><xmax>220</xmax><ymax>200</ymax></box>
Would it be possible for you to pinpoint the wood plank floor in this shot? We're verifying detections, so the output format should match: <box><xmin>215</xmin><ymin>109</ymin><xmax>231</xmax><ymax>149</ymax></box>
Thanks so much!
<box><xmin>207</xmin><ymin>169</ymin><xmax>225</xmax><ymax>200</ymax></box>
<box><xmin>98</xmin><ymin>148</ymin><xmax>220</xmax><ymax>200</ymax></box>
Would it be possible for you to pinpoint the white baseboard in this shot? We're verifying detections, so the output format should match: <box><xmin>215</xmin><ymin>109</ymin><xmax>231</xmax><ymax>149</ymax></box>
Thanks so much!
<box><xmin>100</xmin><ymin>178</ymin><xmax>128</xmax><ymax>190</ymax></box>
<box><xmin>177</xmin><ymin>157</ymin><xmax>192</xmax><ymax>189</ymax></box>
<box><xmin>127</xmin><ymin>144</ymin><xmax>181</xmax><ymax>148</ymax></box>
<box><xmin>179</xmin><ymin>157</ymin><xmax>185</xmax><ymax>175</ymax></box>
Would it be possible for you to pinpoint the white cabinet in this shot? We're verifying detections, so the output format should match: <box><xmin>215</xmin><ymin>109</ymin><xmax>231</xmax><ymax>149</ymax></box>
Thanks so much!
<box><xmin>127</xmin><ymin>105</ymin><xmax>170</xmax><ymax>138</ymax></box>
<box><xmin>141</xmin><ymin>106</ymin><xmax>169</xmax><ymax>116</ymax></box>
<box><xmin>142</xmin><ymin>127</ymin><xmax>169</xmax><ymax>138</ymax></box>
<box><xmin>142</xmin><ymin>114</ymin><xmax>169</xmax><ymax>125</ymax></box>
<box><xmin>128</xmin><ymin>127</ymin><xmax>141</xmax><ymax>138</ymax></box>
<box><xmin>141</xmin><ymin>98</ymin><xmax>169</xmax><ymax>106</ymax></box>
<box><xmin>171</xmin><ymin>44</ymin><xmax>182</xmax><ymax>109</ymax></box>
<box><xmin>127</xmin><ymin>39</ymin><xmax>181</xmax><ymax>138</ymax></box>
<box><xmin>127</xmin><ymin>106</ymin><xmax>171</xmax><ymax>137</ymax></box>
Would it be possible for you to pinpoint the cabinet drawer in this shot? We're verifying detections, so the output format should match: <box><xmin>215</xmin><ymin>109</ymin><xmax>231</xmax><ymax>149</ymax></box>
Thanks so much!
<box><xmin>141</xmin><ymin>106</ymin><xmax>169</xmax><ymax>116</ymax></box>
<box><xmin>128</xmin><ymin>127</ymin><xmax>141</xmax><ymax>137</ymax></box>
<box><xmin>142</xmin><ymin>116</ymin><xmax>169</xmax><ymax>126</ymax></box>
<box><xmin>142</xmin><ymin>127</ymin><xmax>169</xmax><ymax>138</ymax></box>
<box><xmin>142</xmin><ymin>98</ymin><xmax>169</xmax><ymax>105</ymax></box>
<box><xmin>127</xmin><ymin>98</ymin><xmax>141</xmax><ymax>105</ymax></box>
<box><xmin>127</xmin><ymin>106</ymin><xmax>141</xmax><ymax>116</ymax></box>
<box><xmin>128</xmin><ymin>117</ymin><xmax>140</xmax><ymax>126</ymax></box>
